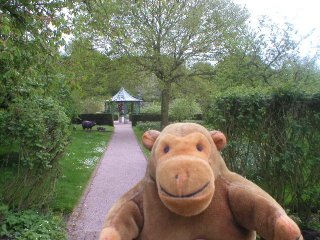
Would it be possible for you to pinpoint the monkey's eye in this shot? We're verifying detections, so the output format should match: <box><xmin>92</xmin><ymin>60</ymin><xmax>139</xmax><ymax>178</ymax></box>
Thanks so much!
<box><xmin>196</xmin><ymin>144</ymin><xmax>203</xmax><ymax>152</ymax></box>
<box><xmin>164</xmin><ymin>146</ymin><xmax>170</xmax><ymax>153</ymax></box>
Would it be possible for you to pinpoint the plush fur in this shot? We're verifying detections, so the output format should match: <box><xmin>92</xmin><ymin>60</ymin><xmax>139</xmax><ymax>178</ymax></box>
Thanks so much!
<box><xmin>100</xmin><ymin>123</ymin><xmax>302</xmax><ymax>240</ymax></box>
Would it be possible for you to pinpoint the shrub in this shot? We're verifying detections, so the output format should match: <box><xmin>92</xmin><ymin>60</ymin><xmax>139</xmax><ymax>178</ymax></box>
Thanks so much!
<box><xmin>205</xmin><ymin>90</ymin><xmax>320</xmax><ymax>225</ymax></box>
<box><xmin>169</xmin><ymin>98</ymin><xmax>201</xmax><ymax>122</ymax></box>
<box><xmin>81</xmin><ymin>97</ymin><xmax>104</xmax><ymax>113</ymax></box>
<box><xmin>0</xmin><ymin>96</ymin><xmax>71</xmax><ymax>208</ymax></box>
<box><xmin>135</xmin><ymin>121</ymin><xmax>161</xmax><ymax>132</ymax></box>
<box><xmin>140</xmin><ymin>102</ymin><xmax>161</xmax><ymax>114</ymax></box>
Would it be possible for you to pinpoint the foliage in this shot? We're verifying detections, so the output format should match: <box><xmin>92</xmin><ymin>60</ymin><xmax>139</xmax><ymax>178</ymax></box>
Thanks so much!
<box><xmin>0</xmin><ymin>203</ymin><xmax>66</xmax><ymax>240</ymax></box>
<box><xmin>80</xmin><ymin>97</ymin><xmax>104</xmax><ymax>113</ymax></box>
<box><xmin>5</xmin><ymin>97</ymin><xmax>70</xmax><ymax>170</ymax></box>
<box><xmin>52</xmin><ymin>124</ymin><xmax>113</xmax><ymax>213</ymax></box>
<box><xmin>212</xmin><ymin>52</ymin><xmax>320</xmax><ymax>96</ymax></box>
<box><xmin>61</xmin><ymin>40</ymin><xmax>153</xmax><ymax>107</ymax></box>
<box><xmin>0</xmin><ymin>0</ymin><xmax>72</xmax><ymax>109</ymax></box>
<box><xmin>0</xmin><ymin>1</ymin><xmax>79</xmax><ymax>209</ymax></box>
<box><xmin>133</xmin><ymin>122</ymin><xmax>161</xmax><ymax>158</ymax></box>
<box><xmin>133</xmin><ymin>127</ymin><xmax>151</xmax><ymax>159</ymax></box>
<box><xmin>49</xmin><ymin>76</ymin><xmax>81</xmax><ymax>120</ymax></box>
<box><xmin>247</xmin><ymin>17</ymin><xmax>299</xmax><ymax>72</ymax></box>
<box><xmin>171</xmin><ymin>62</ymin><xmax>213</xmax><ymax>109</ymax></box>
<box><xmin>135</xmin><ymin>121</ymin><xmax>162</xmax><ymax>133</ymax></box>
<box><xmin>131</xmin><ymin>114</ymin><xmax>161</xmax><ymax>127</ymax></box>
<box><xmin>78</xmin><ymin>0</ymin><xmax>250</xmax><ymax>127</ymax></box>
<box><xmin>169</xmin><ymin>98</ymin><xmax>201</xmax><ymax>122</ymax></box>
<box><xmin>0</xmin><ymin>97</ymin><xmax>71</xmax><ymax>209</ymax></box>
<box><xmin>62</xmin><ymin>39</ymin><xmax>110</xmax><ymax>97</ymax></box>
<box><xmin>140</xmin><ymin>102</ymin><xmax>161</xmax><ymax>114</ymax></box>
<box><xmin>205</xmin><ymin>89</ymin><xmax>320</xmax><ymax>225</ymax></box>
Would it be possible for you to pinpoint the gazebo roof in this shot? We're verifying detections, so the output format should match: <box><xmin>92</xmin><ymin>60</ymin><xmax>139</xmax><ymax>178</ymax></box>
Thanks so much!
<box><xmin>111</xmin><ymin>87</ymin><xmax>142</xmax><ymax>102</ymax></box>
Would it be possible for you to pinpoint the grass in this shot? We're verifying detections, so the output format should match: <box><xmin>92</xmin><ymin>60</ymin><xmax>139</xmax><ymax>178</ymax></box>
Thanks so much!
<box><xmin>0</xmin><ymin>124</ymin><xmax>113</xmax><ymax>239</ymax></box>
<box><xmin>0</xmin><ymin>124</ymin><xmax>113</xmax><ymax>213</ymax></box>
<box><xmin>51</xmin><ymin>124</ymin><xmax>113</xmax><ymax>213</ymax></box>
<box><xmin>0</xmin><ymin>144</ymin><xmax>19</xmax><ymax>198</ymax></box>
<box><xmin>133</xmin><ymin>127</ymin><xmax>150</xmax><ymax>159</ymax></box>
<box><xmin>132</xmin><ymin>120</ymin><xmax>164</xmax><ymax>159</ymax></box>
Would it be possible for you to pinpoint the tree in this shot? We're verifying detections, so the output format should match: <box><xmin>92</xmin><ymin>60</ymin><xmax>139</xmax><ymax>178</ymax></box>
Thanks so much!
<box><xmin>0</xmin><ymin>0</ymin><xmax>72</xmax><ymax>106</ymax></box>
<box><xmin>0</xmin><ymin>0</ymin><xmax>74</xmax><ymax>208</ymax></box>
<box><xmin>62</xmin><ymin>39</ymin><xmax>110</xmax><ymax>97</ymax></box>
<box><xmin>209</xmin><ymin>16</ymin><xmax>310</xmax><ymax>94</ymax></box>
<box><xmin>78</xmin><ymin>0</ymin><xmax>249</xmax><ymax>127</ymax></box>
<box><xmin>244</xmin><ymin>17</ymin><xmax>301</xmax><ymax>84</ymax></box>
<box><xmin>61</xmin><ymin>39</ymin><xmax>155</xmax><ymax>112</ymax></box>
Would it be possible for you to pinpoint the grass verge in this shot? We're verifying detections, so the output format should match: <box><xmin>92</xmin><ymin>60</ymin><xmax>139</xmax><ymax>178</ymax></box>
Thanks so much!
<box><xmin>133</xmin><ymin>127</ymin><xmax>150</xmax><ymax>159</ymax></box>
<box><xmin>51</xmin><ymin>124</ymin><xmax>113</xmax><ymax>213</ymax></box>
<box><xmin>0</xmin><ymin>124</ymin><xmax>113</xmax><ymax>239</ymax></box>
<box><xmin>132</xmin><ymin>121</ymin><xmax>163</xmax><ymax>159</ymax></box>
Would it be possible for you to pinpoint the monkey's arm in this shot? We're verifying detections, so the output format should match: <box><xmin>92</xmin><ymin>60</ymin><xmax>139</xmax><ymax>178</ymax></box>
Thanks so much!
<box><xmin>99</xmin><ymin>182</ymin><xmax>144</xmax><ymax>240</ymax></box>
<box><xmin>227</xmin><ymin>175</ymin><xmax>302</xmax><ymax>240</ymax></box>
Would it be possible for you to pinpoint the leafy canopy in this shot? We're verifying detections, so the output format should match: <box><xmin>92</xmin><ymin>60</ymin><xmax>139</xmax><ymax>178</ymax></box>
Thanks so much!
<box><xmin>78</xmin><ymin>0</ymin><xmax>249</xmax><ymax>127</ymax></box>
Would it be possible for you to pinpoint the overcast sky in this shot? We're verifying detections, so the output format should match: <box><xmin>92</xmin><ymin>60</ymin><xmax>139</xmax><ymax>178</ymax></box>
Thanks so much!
<box><xmin>233</xmin><ymin>0</ymin><xmax>320</xmax><ymax>57</ymax></box>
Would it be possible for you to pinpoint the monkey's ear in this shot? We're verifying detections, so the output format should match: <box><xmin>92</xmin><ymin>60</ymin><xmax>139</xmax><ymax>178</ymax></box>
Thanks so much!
<box><xmin>142</xmin><ymin>130</ymin><xmax>161</xmax><ymax>151</ymax></box>
<box><xmin>210</xmin><ymin>131</ymin><xmax>227</xmax><ymax>151</ymax></box>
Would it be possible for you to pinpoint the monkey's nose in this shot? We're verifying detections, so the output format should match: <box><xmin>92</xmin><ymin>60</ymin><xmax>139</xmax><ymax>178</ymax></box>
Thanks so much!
<box><xmin>175</xmin><ymin>172</ymin><xmax>188</xmax><ymax>196</ymax></box>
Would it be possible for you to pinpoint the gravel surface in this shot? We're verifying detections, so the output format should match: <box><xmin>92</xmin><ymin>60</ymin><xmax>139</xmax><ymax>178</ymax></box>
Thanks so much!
<box><xmin>67</xmin><ymin>122</ymin><xmax>147</xmax><ymax>240</ymax></box>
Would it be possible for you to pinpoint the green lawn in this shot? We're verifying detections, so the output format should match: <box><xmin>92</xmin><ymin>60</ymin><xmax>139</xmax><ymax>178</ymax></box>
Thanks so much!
<box><xmin>0</xmin><ymin>125</ymin><xmax>113</xmax><ymax>239</ymax></box>
<box><xmin>51</xmin><ymin>125</ymin><xmax>113</xmax><ymax>213</ymax></box>
<box><xmin>0</xmin><ymin>124</ymin><xmax>126</xmax><ymax>214</ymax></box>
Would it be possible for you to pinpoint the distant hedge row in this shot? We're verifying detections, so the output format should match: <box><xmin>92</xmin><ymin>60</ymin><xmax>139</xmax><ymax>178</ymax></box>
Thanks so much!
<box><xmin>73</xmin><ymin>113</ymin><xmax>114</xmax><ymax>126</ymax></box>
<box><xmin>131</xmin><ymin>114</ymin><xmax>161</xmax><ymax>126</ymax></box>
<box><xmin>206</xmin><ymin>90</ymin><xmax>320</xmax><ymax>222</ymax></box>
<box><xmin>131</xmin><ymin>113</ymin><xmax>203</xmax><ymax>126</ymax></box>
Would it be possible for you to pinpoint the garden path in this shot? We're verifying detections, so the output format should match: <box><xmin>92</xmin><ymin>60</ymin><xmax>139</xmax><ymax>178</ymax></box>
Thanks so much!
<box><xmin>67</xmin><ymin>121</ymin><xmax>147</xmax><ymax>240</ymax></box>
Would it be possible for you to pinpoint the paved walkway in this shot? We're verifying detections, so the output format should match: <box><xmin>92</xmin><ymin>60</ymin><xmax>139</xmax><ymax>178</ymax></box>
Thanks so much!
<box><xmin>67</xmin><ymin>122</ymin><xmax>147</xmax><ymax>240</ymax></box>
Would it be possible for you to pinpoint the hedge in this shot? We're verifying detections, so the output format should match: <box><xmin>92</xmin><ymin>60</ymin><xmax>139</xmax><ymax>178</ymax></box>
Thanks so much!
<box><xmin>131</xmin><ymin>114</ymin><xmax>161</xmax><ymax>126</ymax></box>
<box><xmin>73</xmin><ymin>113</ymin><xmax>114</xmax><ymax>126</ymax></box>
<box><xmin>131</xmin><ymin>113</ymin><xmax>203</xmax><ymax>126</ymax></box>
<box><xmin>205</xmin><ymin>90</ymin><xmax>320</xmax><ymax>223</ymax></box>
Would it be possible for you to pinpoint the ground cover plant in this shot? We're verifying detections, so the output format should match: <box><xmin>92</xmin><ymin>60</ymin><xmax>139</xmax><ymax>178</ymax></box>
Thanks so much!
<box><xmin>0</xmin><ymin>204</ymin><xmax>66</xmax><ymax>240</ymax></box>
<box><xmin>52</xmin><ymin>124</ymin><xmax>113</xmax><ymax>213</ymax></box>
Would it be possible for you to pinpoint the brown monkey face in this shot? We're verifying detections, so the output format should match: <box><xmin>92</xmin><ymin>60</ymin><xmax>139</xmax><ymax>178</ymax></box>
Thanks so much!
<box><xmin>154</xmin><ymin>133</ymin><xmax>215</xmax><ymax>216</ymax></box>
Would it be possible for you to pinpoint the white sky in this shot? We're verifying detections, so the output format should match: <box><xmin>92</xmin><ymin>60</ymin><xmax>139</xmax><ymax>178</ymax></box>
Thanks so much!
<box><xmin>233</xmin><ymin>0</ymin><xmax>320</xmax><ymax>57</ymax></box>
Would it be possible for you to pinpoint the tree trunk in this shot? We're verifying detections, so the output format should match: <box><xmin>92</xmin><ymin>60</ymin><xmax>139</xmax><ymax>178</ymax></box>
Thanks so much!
<box><xmin>161</xmin><ymin>83</ymin><xmax>171</xmax><ymax>129</ymax></box>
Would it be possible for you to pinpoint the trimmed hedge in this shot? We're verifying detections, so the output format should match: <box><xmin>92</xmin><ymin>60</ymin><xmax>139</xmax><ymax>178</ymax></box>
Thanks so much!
<box><xmin>206</xmin><ymin>90</ymin><xmax>320</xmax><ymax>223</ymax></box>
<box><xmin>131</xmin><ymin>114</ymin><xmax>161</xmax><ymax>126</ymax></box>
<box><xmin>131</xmin><ymin>113</ymin><xmax>203</xmax><ymax>126</ymax></box>
<box><xmin>73</xmin><ymin>113</ymin><xmax>114</xmax><ymax>126</ymax></box>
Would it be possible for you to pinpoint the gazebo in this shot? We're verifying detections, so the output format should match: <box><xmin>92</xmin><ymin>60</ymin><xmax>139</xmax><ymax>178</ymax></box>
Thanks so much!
<box><xmin>104</xmin><ymin>87</ymin><xmax>142</xmax><ymax>122</ymax></box>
